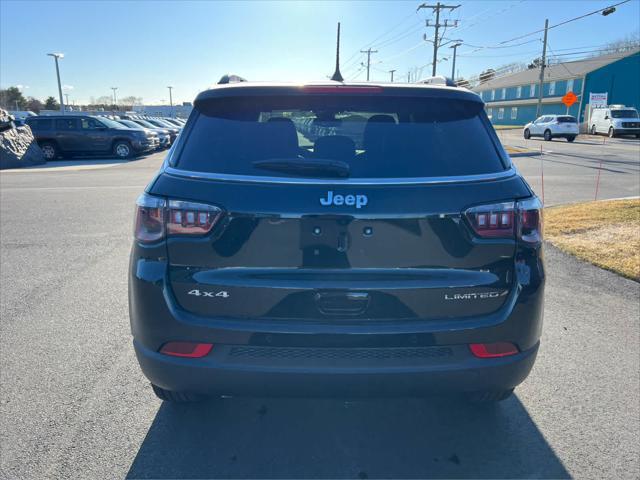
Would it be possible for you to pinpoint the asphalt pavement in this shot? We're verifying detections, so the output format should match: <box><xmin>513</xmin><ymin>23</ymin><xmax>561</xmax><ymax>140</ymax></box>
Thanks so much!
<box><xmin>0</xmin><ymin>147</ymin><xmax>639</xmax><ymax>479</ymax></box>
<box><xmin>500</xmin><ymin>130</ymin><xmax>640</xmax><ymax>205</ymax></box>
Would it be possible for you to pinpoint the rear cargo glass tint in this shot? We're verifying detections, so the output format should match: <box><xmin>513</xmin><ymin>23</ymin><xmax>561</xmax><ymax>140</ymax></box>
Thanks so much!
<box><xmin>176</xmin><ymin>95</ymin><xmax>506</xmax><ymax>178</ymax></box>
<box><xmin>557</xmin><ymin>116</ymin><xmax>577</xmax><ymax>123</ymax></box>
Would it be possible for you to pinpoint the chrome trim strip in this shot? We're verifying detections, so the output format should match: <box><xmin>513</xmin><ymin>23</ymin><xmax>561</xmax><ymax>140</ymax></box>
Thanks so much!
<box><xmin>163</xmin><ymin>166</ymin><xmax>517</xmax><ymax>186</ymax></box>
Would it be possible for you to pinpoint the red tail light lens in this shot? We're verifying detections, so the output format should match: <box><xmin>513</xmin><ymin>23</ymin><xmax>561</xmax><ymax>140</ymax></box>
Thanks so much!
<box><xmin>465</xmin><ymin>197</ymin><xmax>543</xmax><ymax>243</ymax></box>
<box><xmin>134</xmin><ymin>193</ymin><xmax>166</xmax><ymax>243</ymax></box>
<box><xmin>517</xmin><ymin>197</ymin><xmax>543</xmax><ymax>243</ymax></box>
<box><xmin>160</xmin><ymin>342</ymin><xmax>213</xmax><ymax>358</ymax></box>
<box><xmin>167</xmin><ymin>200</ymin><xmax>222</xmax><ymax>236</ymax></box>
<box><xmin>465</xmin><ymin>202</ymin><xmax>515</xmax><ymax>238</ymax></box>
<box><xmin>469</xmin><ymin>342</ymin><xmax>519</xmax><ymax>358</ymax></box>
<box><xmin>134</xmin><ymin>195</ymin><xmax>223</xmax><ymax>243</ymax></box>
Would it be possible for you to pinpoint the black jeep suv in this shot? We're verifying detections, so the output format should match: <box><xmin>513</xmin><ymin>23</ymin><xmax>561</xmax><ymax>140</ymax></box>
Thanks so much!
<box><xmin>129</xmin><ymin>81</ymin><xmax>544</xmax><ymax>403</ymax></box>
<box><xmin>26</xmin><ymin>115</ymin><xmax>158</xmax><ymax>160</ymax></box>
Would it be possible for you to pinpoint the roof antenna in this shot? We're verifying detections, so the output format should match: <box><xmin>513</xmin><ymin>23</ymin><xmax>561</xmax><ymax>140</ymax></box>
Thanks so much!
<box><xmin>331</xmin><ymin>22</ymin><xmax>344</xmax><ymax>82</ymax></box>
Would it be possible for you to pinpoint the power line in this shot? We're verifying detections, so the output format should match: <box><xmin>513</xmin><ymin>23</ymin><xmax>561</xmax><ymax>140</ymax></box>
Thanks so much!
<box><xmin>498</xmin><ymin>0</ymin><xmax>633</xmax><ymax>45</ymax></box>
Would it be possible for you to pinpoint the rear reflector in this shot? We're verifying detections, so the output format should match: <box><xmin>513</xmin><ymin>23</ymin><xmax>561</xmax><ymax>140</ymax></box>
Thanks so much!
<box><xmin>160</xmin><ymin>342</ymin><xmax>213</xmax><ymax>358</ymax></box>
<box><xmin>469</xmin><ymin>342</ymin><xmax>519</xmax><ymax>358</ymax></box>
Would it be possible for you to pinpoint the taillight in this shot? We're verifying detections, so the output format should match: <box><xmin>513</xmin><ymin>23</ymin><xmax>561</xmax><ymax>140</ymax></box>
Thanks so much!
<box><xmin>469</xmin><ymin>342</ymin><xmax>519</xmax><ymax>358</ymax></box>
<box><xmin>134</xmin><ymin>193</ymin><xmax>166</xmax><ymax>243</ymax></box>
<box><xmin>167</xmin><ymin>199</ymin><xmax>222</xmax><ymax>236</ymax></box>
<box><xmin>517</xmin><ymin>197</ymin><xmax>543</xmax><ymax>243</ymax></box>
<box><xmin>464</xmin><ymin>197</ymin><xmax>543</xmax><ymax>243</ymax></box>
<box><xmin>465</xmin><ymin>202</ymin><xmax>515</xmax><ymax>238</ymax></box>
<box><xmin>133</xmin><ymin>194</ymin><xmax>223</xmax><ymax>243</ymax></box>
<box><xmin>160</xmin><ymin>342</ymin><xmax>213</xmax><ymax>358</ymax></box>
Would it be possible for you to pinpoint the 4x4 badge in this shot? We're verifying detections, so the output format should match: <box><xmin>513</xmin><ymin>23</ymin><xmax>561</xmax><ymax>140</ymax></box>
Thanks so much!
<box><xmin>320</xmin><ymin>191</ymin><xmax>368</xmax><ymax>209</ymax></box>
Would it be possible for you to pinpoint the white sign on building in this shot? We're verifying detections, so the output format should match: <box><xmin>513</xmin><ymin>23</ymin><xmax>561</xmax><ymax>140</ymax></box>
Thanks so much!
<box><xmin>589</xmin><ymin>92</ymin><xmax>608</xmax><ymax>107</ymax></box>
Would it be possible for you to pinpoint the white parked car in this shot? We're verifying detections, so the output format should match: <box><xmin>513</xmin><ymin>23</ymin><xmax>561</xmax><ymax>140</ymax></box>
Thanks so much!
<box><xmin>590</xmin><ymin>106</ymin><xmax>640</xmax><ymax>138</ymax></box>
<box><xmin>523</xmin><ymin>115</ymin><xmax>579</xmax><ymax>142</ymax></box>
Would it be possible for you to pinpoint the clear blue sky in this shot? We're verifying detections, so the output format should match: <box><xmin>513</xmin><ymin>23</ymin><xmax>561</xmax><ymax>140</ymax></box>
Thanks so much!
<box><xmin>1</xmin><ymin>0</ymin><xmax>638</xmax><ymax>105</ymax></box>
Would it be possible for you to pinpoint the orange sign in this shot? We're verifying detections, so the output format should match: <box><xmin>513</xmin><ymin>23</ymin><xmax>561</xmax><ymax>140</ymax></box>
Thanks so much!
<box><xmin>562</xmin><ymin>91</ymin><xmax>578</xmax><ymax>108</ymax></box>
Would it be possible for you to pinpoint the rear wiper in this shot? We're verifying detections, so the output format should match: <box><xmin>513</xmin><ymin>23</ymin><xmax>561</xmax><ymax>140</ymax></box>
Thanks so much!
<box><xmin>252</xmin><ymin>158</ymin><xmax>350</xmax><ymax>178</ymax></box>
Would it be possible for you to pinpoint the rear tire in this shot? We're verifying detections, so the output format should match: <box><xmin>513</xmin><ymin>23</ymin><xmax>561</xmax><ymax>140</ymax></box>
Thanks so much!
<box><xmin>543</xmin><ymin>130</ymin><xmax>552</xmax><ymax>141</ymax></box>
<box><xmin>566</xmin><ymin>136</ymin><xmax>576</xmax><ymax>142</ymax></box>
<box><xmin>113</xmin><ymin>140</ymin><xmax>133</xmax><ymax>159</ymax></box>
<box><xmin>608</xmin><ymin>127</ymin><xmax>615</xmax><ymax>138</ymax></box>
<box><xmin>151</xmin><ymin>384</ymin><xmax>204</xmax><ymax>403</ymax></box>
<box><xmin>523</xmin><ymin>128</ymin><xmax>531</xmax><ymax>139</ymax></box>
<box><xmin>466</xmin><ymin>388</ymin><xmax>514</xmax><ymax>403</ymax></box>
<box><xmin>39</xmin><ymin>141</ymin><xmax>58</xmax><ymax>160</ymax></box>
<box><xmin>591</xmin><ymin>125</ymin><xmax>597</xmax><ymax>135</ymax></box>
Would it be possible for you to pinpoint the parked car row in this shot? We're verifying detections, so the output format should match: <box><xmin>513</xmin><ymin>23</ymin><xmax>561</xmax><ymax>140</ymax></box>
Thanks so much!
<box><xmin>25</xmin><ymin>113</ymin><xmax>186</xmax><ymax>160</ymax></box>
<box><xmin>522</xmin><ymin>106</ymin><xmax>639</xmax><ymax>142</ymax></box>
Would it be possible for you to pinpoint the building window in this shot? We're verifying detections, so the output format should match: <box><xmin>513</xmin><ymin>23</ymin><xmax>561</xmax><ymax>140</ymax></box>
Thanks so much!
<box><xmin>516</xmin><ymin>86</ymin><xmax>522</xmax><ymax>98</ymax></box>
<box><xmin>548</xmin><ymin>81</ymin><xmax>556</xmax><ymax>95</ymax></box>
<box><xmin>530</xmin><ymin>84</ymin><xmax>535</xmax><ymax>97</ymax></box>
<box><xmin>501</xmin><ymin>88</ymin><xmax>506</xmax><ymax>99</ymax></box>
<box><xmin>491</xmin><ymin>90</ymin><xmax>495</xmax><ymax>101</ymax></box>
<box><xmin>498</xmin><ymin>108</ymin><xmax>504</xmax><ymax>120</ymax></box>
<box><xmin>511</xmin><ymin>107</ymin><xmax>518</xmax><ymax>120</ymax></box>
<box><xmin>566</xmin><ymin>79</ymin><xmax>574</xmax><ymax>93</ymax></box>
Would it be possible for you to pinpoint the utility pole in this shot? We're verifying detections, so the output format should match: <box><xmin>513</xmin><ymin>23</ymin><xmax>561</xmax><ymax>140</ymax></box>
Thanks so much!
<box><xmin>535</xmin><ymin>19</ymin><xmax>549</xmax><ymax>118</ymax></box>
<box><xmin>47</xmin><ymin>53</ymin><xmax>65</xmax><ymax>114</ymax></box>
<box><xmin>111</xmin><ymin>87</ymin><xmax>118</xmax><ymax>109</ymax></box>
<box><xmin>64</xmin><ymin>94</ymin><xmax>70</xmax><ymax>109</ymax></box>
<box><xmin>418</xmin><ymin>3</ymin><xmax>460</xmax><ymax>76</ymax></box>
<box><xmin>449</xmin><ymin>40</ymin><xmax>462</xmax><ymax>81</ymax></box>
<box><xmin>360</xmin><ymin>48</ymin><xmax>378</xmax><ymax>81</ymax></box>
<box><xmin>389</xmin><ymin>69</ymin><xmax>396</xmax><ymax>82</ymax></box>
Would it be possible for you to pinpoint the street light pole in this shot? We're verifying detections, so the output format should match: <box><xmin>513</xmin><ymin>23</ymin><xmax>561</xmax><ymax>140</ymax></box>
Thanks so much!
<box><xmin>167</xmin><ymin>86</ymin><xmax>174</xmax><ymax>117</ymax></box>
<box><xmin>47</xmin><ymin>53</ymin><xmax>65</xmax><ymax>113</ymax></box>
<box><xmin>64</xmin><ymin>94</ymin><xmax>70</xmax><ymax>108</ymax></box>
<box><xmin>449</xmin><ymin>41</ymin><xmax>463</xmax><ymax>81</ymax></box>
<box><xmin>389</xmin><ymin>69</ymin><xmax>396</xmax><ymax>82</ymax></box>
<box><xmin>111</xmin><ymin>87</ymin><xmax>118</xmax><ymax>110</ymax></box>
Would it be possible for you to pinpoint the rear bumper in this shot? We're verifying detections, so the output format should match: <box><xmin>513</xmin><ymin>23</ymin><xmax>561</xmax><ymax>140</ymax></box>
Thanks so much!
<box><xmin>129</xmin><ymin>250</ymin><xmax>545</xmax><ymax>397</ymax></box>
<box><xmin>134</xmin><ymin>339</ymin><xmax>539</xmax><ymax>397</ymax></box>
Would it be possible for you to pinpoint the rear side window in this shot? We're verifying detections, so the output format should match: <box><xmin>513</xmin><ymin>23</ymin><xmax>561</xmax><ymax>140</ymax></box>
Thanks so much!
<box><xmin>557</xmin><ymin>116</ymin><xmax>577</xmax><ymax>123</ymax></box>
<box><xmin>55</xmin><ymin>118</ymin><xmax>79</xmax><ymax>130</ymax></box>
<box><xmin>176</xmin><ymin>95</ymin><xmax>507</xmax><ymax>178</ymax></box>
<box><xmin>27</xmin><ymin>118</ymin><xmax>53</xmax><ymax>130</ymax></box>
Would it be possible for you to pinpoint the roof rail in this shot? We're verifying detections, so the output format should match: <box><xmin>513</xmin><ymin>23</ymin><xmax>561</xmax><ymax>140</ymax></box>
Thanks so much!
<box><xmin>217</xmin><ymin>74</ymin><xmax>247</xmax><ymax>85</ymax></box>
<box><xmin>415</xmin><ymin>75</ymin><xmax>456</xmax><ymax>87</ymax></box>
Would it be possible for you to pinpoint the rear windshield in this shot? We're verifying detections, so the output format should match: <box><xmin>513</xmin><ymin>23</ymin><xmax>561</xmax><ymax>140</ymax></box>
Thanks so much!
<box><xmin>557</xmin><ymin>116</ymin><xmax>577</xmax><ymax>123</ymax></box>
<box><xmin>175</xmin><ymin>95</ymin><xmax>506</xmax><ymax>178</ymax></box>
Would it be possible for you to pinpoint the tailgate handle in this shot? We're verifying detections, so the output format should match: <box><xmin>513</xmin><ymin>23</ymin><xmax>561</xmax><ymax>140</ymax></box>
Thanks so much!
<box><xmin>315</xmin><ymin>292</ymin><xmax>370</xmax><ymax>316</ymax></box>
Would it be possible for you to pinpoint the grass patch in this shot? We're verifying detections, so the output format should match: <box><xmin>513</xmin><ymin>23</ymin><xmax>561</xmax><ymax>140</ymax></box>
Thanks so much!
<box><xmin>544</xmin><ymin>199</ymin><xmax>640</xmax><ymax>281</ymax></box>
<box><xmin>493</xmin><ymin>125</ymin><xmax>522</xmax><ymax>130</ymax></box>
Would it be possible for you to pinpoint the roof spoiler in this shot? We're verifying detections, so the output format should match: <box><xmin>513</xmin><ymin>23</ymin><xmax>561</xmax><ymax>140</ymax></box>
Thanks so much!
<box><xmin>416</xmin><ymin>75</ymin><xmax>456</xmax><ymax>87</ymax></box>
<box><xmin>218</xmin><ymin>74</ymin><xmax>247</xmax><ymax>85</ymax></box>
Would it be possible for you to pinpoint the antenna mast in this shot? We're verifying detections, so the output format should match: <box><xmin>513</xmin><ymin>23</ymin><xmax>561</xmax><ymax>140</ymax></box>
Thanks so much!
<box><xmin>331</xmin><ymin>22</ymin><xmax>344</xmax><ymax>82</ymax></box>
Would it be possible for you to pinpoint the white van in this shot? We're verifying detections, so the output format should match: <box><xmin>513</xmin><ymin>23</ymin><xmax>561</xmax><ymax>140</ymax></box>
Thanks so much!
<box><xmin>590</xmin><ymin>105</ymin><xmax>640</xmax><ymax>138</ymax></box>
